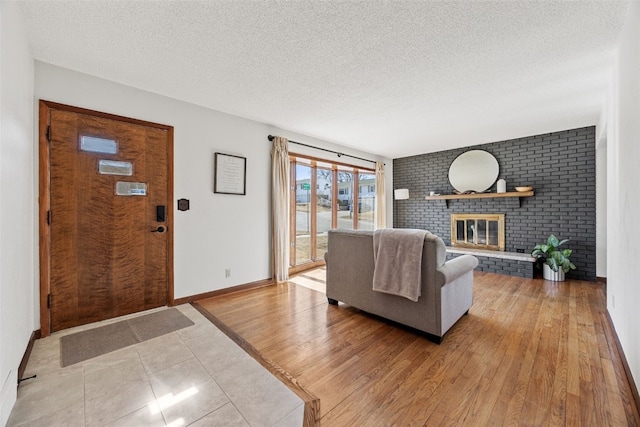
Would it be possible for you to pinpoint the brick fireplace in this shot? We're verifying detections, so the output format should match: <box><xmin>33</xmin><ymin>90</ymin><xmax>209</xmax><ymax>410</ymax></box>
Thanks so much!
<box><xmin>392</xmin><ymin>126</ymin><xmax>596</xmax><ymax>280</ymax></box>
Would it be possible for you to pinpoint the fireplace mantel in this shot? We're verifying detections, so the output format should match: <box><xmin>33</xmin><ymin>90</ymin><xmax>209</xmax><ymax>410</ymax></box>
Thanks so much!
<box><xmin>425</xmin><ymin>190</ymin><xmax>534</xmax><ymax>207</ymax></box>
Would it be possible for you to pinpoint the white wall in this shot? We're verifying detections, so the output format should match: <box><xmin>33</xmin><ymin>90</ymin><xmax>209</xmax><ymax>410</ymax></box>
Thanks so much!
<box><xmin>607</xmin><ymin>0</ymin><xmax>640</xmax><ymax>392</ymax></box>
<box><xmin>596</xmin><ymin>94</ymin><xmax>608</xmax><ymax>279</ymax></box>
<box><xmin>0</xmin><ymin>2</ymin><xmax>36</xmax><ymax>424</ymax></box>
<box><xmin>595</xmin><ymin>132</ymin><xmax>607</xmax><ymax>278</ymax></box>
<box><xmin>34</xmin><ymin>62</ymin><xmax>392</xmax><ymax>303</ymax></box>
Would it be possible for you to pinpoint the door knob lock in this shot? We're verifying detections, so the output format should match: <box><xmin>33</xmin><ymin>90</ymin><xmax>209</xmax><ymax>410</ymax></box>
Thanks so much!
<box><xmin>151</xmin><ymin>225</ymin><xmax>166</xmax><ymax>233</ymax></box>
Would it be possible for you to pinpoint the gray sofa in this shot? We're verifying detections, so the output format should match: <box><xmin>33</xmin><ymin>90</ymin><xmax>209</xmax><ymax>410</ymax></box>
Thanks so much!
<box><xmin>324</xmin><ymin>229</ymin><xmax>479</xmax><ymax>343</ymax></box>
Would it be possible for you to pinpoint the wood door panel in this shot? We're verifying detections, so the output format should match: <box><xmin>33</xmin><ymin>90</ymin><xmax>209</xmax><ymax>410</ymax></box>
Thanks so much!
<box><xmin>48</xmin><ymin>107</ymin><xmax>170</xmax><ymax>332</ymax></box>
<box><xmin>50</xmin><ymin>110</ymin><xmax>83</xmax><ymax>329</ymax></box>
<box><xmin>143</xmin><ymin>128</ymin><xmax>169</xmax><ymax>308</ymax></box>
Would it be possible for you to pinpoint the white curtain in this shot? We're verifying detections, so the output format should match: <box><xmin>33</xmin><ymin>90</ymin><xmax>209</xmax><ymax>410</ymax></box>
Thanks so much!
<box><xmin>271</xmin><ymin>136</ymin><xmax>290</xmax><ymax>282</ymax></box>
<box><xmin>375</xmin><ymin>161</ymin><xmax>387</xmax><ymax>229</ymax></box>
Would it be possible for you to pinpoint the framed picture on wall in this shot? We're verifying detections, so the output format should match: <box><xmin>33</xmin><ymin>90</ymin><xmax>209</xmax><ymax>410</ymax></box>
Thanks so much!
<box><xmin>214</xmin><ymin>152</ymin><xmax>246</xmax><ymax>195</ymax></box>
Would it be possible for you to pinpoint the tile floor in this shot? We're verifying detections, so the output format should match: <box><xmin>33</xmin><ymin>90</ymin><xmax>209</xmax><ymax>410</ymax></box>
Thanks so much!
<box><xmin>7</xmin><ymin>304</ymin><xmax>304</xmax><ymax>427</ymax></box>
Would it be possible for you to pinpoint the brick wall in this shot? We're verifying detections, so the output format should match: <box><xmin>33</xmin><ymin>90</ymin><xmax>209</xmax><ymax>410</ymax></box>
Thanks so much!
<box><xmin>393</xmin><ymin>127</ymin><xmax>596</xmax><ymax>281</ymax></box>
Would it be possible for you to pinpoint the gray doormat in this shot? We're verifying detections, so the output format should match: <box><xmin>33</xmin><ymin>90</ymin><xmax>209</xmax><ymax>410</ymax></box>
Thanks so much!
<box><xmin>60</xmin><ymin>308</ymin><xmax>194</xmax><ymax>367</ymax></box>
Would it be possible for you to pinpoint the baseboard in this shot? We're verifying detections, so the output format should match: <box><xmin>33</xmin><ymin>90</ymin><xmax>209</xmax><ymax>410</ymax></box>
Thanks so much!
<box><xmin>604</xmin><ymin>310</ymin><xmax>640</xmax><ymax>418</ymax></box>
<box><xmin>17</xmin><ymin>330</ymin><xmax>40</xmax><ymax>385</ymax></box>
<box><xmin>1</xmin><ymin>367</ymin><xmax>15</xmax><ymax>427</ymax></box>
<box><xmin>173</xmin><ymin>278</ymin><xmax>274</xmax><ymax>305</ymax></box>
<box><xmin>596</xmin><ymin>276</ymin><xmax>607</xmax><ymax>284</ymax></box>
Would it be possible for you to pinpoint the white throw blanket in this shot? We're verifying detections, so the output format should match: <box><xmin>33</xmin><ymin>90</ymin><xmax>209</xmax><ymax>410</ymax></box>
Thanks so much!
<box><xmin>372</xmin><ymin>229</ymin><xmax>427</xmax><ymax>302</ymax></box>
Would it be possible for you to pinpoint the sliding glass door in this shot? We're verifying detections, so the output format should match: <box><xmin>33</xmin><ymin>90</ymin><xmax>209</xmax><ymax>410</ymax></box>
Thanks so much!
<box><xmin>336</xmin><ymin>171</ymin><xmax>354</xmax><ymax>230</ymax></box>
<box><xmin>358</xmin><ymin>172</ymin><xmax>376</xmax><ymax>231</ymax></box>
<box><xmin>316</xmin><ymin>166</ymin><xmax>332</xmax><ymax>262</ymax></box>
<box><xmin>294</xmin><ymin>163</ymin><xmax>313</xmax><ymax>265</ymax></box>
<box><xmin>290</xmin><ymin>156</ymin><xmax>375</xmax><ymax>273</ymax></box>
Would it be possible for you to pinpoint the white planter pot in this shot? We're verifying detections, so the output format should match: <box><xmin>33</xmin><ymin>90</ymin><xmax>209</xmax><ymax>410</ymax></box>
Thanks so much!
<box><xmin>543</xmin><ymin>264</ymin><xmax>565</xmax><ymax>281</ymax></box>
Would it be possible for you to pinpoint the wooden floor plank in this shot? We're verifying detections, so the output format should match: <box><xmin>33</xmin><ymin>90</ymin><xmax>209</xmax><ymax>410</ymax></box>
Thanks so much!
<box><xmin>196</xmin><ymin>270</ymin><xmax>640</xmax><ymax>426</ymax></box>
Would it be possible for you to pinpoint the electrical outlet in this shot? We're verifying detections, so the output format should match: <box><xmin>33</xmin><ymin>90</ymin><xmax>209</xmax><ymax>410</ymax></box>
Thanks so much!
<box><xmin>225</xmin><ymin>268</ymin><xmax>231</xmax><ymax>278</ymax></box>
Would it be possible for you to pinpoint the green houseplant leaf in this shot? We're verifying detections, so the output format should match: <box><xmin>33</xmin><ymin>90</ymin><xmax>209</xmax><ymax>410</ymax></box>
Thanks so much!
<box><xmin>547</xmin><ymin>234</ymin><xmax>560</xmax><ymax>247</ymax></box>
<box><xmin>531</xmin><ymin>234</ymin><xmax>577</xmax><ymax>273</ymax></box>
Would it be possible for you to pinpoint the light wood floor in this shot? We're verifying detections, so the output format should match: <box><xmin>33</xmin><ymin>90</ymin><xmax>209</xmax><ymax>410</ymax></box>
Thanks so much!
<box><xmin>196</xmin><ymin>269</ymin><xmax>640</xmax><ymax>426</ymax></box>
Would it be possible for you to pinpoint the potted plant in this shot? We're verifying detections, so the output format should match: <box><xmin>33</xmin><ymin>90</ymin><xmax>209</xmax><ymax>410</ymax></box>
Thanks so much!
<box><xmin>531</xmin><ymin>234</ymin><xmax>576</xmax><ymax>281</ymax></box>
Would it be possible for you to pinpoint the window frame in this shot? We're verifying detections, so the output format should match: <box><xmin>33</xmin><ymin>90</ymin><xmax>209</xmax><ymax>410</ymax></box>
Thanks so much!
<box><xmin>288</xmin><ymin>152</ymin><xmax>375</xmax><ymax>274</ymax></box>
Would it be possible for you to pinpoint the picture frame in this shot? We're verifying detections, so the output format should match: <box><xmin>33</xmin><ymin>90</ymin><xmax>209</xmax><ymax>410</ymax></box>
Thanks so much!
<box><xmin>214</xmin><ymin>152</ymin><xmax>246</xmax><ymax>195</ymax></box>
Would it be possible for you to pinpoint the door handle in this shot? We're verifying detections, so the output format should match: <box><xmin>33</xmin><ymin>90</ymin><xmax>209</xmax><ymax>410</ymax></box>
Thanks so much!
<box><xmin>151</xmin><ymin>226</ymin><xmax>166</xmax><ymax>233</ymax></box>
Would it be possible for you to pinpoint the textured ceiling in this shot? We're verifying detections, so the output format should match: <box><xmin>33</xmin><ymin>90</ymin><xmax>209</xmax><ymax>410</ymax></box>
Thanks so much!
<box><xmin>17</xmin><ymin>1</ymin><xmax>629</xmax><ymax>158</ymax></box>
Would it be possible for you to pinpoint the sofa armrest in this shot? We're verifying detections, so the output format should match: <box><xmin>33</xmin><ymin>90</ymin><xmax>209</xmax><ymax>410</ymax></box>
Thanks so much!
<box><xmin>436</xmin><ymin>255</ymin><xmax>479</xmax><ymax>284</ymax></box>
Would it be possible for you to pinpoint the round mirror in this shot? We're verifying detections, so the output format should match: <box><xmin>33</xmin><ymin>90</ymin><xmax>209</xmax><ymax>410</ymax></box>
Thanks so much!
<box><xmin>448</xmin><ymin>150</ymin><xmax>499</xmax><ymax>193</ymax></box>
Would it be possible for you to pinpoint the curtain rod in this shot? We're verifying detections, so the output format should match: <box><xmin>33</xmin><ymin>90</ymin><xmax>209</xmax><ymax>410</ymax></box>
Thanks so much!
<box><xmin>267</xmin><ymin>135</ymin><xmax>381</xmax><ymax>165</ymax></box>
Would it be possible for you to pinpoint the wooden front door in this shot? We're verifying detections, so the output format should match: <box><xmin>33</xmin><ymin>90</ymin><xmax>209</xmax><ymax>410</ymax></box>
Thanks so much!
<box><xmin>39</xmin><ymin>101</ymin><xmax>174</xmax><ymax>335</ymax></box>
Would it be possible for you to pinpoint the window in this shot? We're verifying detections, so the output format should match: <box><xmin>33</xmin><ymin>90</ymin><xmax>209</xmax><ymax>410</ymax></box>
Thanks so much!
<box><xmin>358</xmin><ymin>172</ymin><xmax>376</xmax><ymax>231</ymax></box>
<box><xmin>294</xmin><ymin>164</ymin><xmax>313</xmax><ymax>265</ymax></box>
<box><xmin>289</xmin><ymin>155</ymin><xmax>375</xmax><ymax>271</ymax></box>
<box><xmin>80</xmin><ymin>135</ymin><xmax>117</xmax><ymax>154</ymax></box>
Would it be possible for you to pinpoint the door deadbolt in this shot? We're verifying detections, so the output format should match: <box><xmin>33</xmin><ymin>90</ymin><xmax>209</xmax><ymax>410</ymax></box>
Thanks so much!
<box><xmin>151</xmin><ymin>225</ymin><xmax>167</xmax><ymax>233</ymax></box>
<box><xmin>156</xmin><ymin>205</ymin><xmax>166</xmax><ymax>222</ymax></box>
